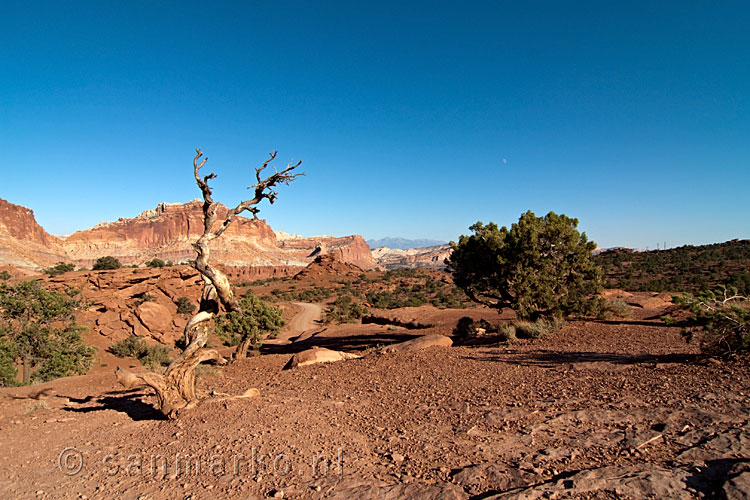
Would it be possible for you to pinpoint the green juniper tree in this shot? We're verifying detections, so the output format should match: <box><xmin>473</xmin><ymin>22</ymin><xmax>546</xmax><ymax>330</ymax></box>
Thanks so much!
<box><xmin>0</xmin><ymin>281</ymin><xmax>94</xmax><ymax>385</ymax></box>
<box><xmin>44</xmin><ymin>262</ymin><xmax>75</xmax><ymax>277</ymax></box>
<box><xmin>93</xmin><ymin>256</ymin><xmax>121</xmax><ymax>270</ymax></box>
<box><xmin>214</xmin><ymin>292</ymin><xmax>284</xmax><ymax>358</ymax></box>
<box><xmin>448</xmin><ymin>211</ymin><xmax>603</xmax><ymax>320</ymax></box>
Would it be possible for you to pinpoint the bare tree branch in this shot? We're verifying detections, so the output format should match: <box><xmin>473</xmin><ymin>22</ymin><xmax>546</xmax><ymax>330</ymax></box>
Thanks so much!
<box><xmin>116</xmin><ymin>148</ymin><xmax>302</xmax><ymax>419</ymax></box>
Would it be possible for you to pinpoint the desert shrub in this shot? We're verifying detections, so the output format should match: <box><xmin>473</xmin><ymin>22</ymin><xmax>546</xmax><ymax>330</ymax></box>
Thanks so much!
<box><xmin>366</xmin><ymin>291</ymin><xmax>398</xmax><ymax>309</ymax></box>
<box><xmin>0</xmin><ymin>337</ymin><xmax>18</xmax><ymax>387</ymax></box>
<box><xmin>134</xmin><ymin>293</ymin><xmax>155</xmax><ymax>305</ymax></box>
<box><xmin>109</xmin><ymin>335</ymin><xmax>172</xmax><ymax>369</ymax></box>
<box><xmin>175</xmin><ymin>296</ymin><xmax>195</xmax><ymax>316</ymax></box>
<box><xmin>0</xmin><ymin>280</ymin><xmax>94</xmax><ymax>385</ymax></box>
<box><xmin>296</xmin><ymin>287</ymin><xmax>333</xmax><ymax>302</ymax></box>
<box><xmin>383</xmin><ymin>268</ymin><xmax>420</xmax><ymax>280</ymax></box>
<box><xmin>596</xmin><ymin>240</ymin><xmax>750</xmax><ymax>294</ymax></box>
<box><xmin>673</xmin><ymin>285</ymin><xmax>749</xmax><ymax>357</ymax></box>
<box><xmin>44</xmin><ymin>262</ymin><xmax>75</xmax><ymax>277</ymax></box>
<box><xmin>93</xmin><ymin>256</ymin><xmax>122</xmax><ymax>270</ymax></box>
<box><xmin>431</xmin><ymin>288</ymin><xmax>468</xmax><ymax>309</ymax></box>
<box><xmin>138</xmin><ymin>345</ymin><xmax>172</xmax><ymax>370</ymax></box>
<box><xmin>109</xmin><ymin>335</ymin><xmax>144</xmax><ymax>357</ymax></box>
<box><xmin>145</xmin><ymin>258</ymin><xmax>166</xmax><ymax>268</ymax></box>
<box><xmin>448</xmin><ymin>211</ymin><xmax>602</xmax><ymax>320</ymax></box>
<box><xmin>269</xmin><ymin>288</ymin><xmax>289</xmax><ymax>301</ymax></box>
<box><xmin>326</xmin><ymin>294</ymin><xmax>368</xmax><ymax>324</ymax></box>
<box><xmin>214</xmin><ymin>292</ymin><xmax>284</xmax><ymax>347</ymax></box>
<box><xmin>0</xmin><ymin>271</ymin><xmax>10</xmax><ymax>281</ymax></box>
<box><xmin>498</xmin><ymin>323</ymin><xmax>518</xmax><ymax>342</ymax></box>
<box><xmin>366</xmin><ymin>290</ymin><xmax>427</xmax><ymax>309</ymax></box>
<box><xmin>513</xmin><ymin>317</ymin><xmax>566</xmax><ymax>339</ymax></box>
<box><xmin>32</xmin><ymin>326</ymin><xmax>97</xmax><ymax>382</ymax></box>
<box><xmin>597</xmin><ymin>298</ymin><xmax>634</xmax><ymax>320</ymax></box>
<box><xmin>195</xmin><ymin>364</ymin><xmax>221</xmax><ymax>379</ymax></box>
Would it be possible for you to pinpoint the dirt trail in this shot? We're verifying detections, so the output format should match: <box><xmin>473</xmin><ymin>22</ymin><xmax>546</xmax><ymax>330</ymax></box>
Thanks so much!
<box><xmin>270</xmin><ymin>302</ymin><xmax>324</xmax><ymax>344</ymax></box>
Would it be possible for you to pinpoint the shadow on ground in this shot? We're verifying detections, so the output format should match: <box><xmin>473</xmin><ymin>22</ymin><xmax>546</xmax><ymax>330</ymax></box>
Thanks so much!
<box><xmin>463</xmin><ymin>349</ymin><xmax>701</xmax><ymax>367</ymax></box>
<box><xmin>62</xmin><ymin>389</ymin><xmax>166</xmax><ymax>421</ymax></box>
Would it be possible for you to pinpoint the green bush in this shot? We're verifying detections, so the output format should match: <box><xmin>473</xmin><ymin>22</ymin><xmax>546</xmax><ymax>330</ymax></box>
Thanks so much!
<box><xmin>0</xmin><ymin>336</ymin><xmax>19</xmax><ymax>387</ymax></box>
<box><xmin>498</xmin><ymin>323</ymin><xmax>518</xmax><ymax>342</ymax></box>
<box><xmin>32</xmin><ymin>326</ymin><xmax>96</xmax><ymax>382</ymax></box>
<box><xmin>448</xmin><ymin>211</ymin><xmax>603</xmax><ymax>320</ymax></box>
<box><xmin>44</xmin><ymin>262</ymin><xmax>75</xmax><ymax>277</ymax></box>
<box><xmin>431</xmin><ymin>288</ymin><xmax>467</xmax><ymax>309</ymax></box>
<box><xmin>597</xmin><ymin>298</ymin><xmax>634</xmax><ymax>320</ymax></box>
<box><xmin>0</xmin><ymin>281</ymin><xmax>94</xmax><ymax>385</ymax></box>
<box><xmin>673</xmin><ymin>285</ymin><xmax>749</xmax><ymax>357</ymax></box>
<box><xmin>0</xmin><ymin>271</ymin><xmax>10</xmax><ymax>281</ymax></box>
<box><xmin>134</xmin><ymin>293</ymin><xmax>155</xmax><ymax>305</ymax></box>
<box><xmin>366</xmin><ymin>290</ymin><xmax>427</xmax><ymax>309</ymax></box>
<box><xmin>326</xmin><ymin>294</ymin><xmax>368</xmax><ymax>324</ymax></box>
<box><xmin>214</xmin><ymin>292</ymin><xmax>284</xmax><ymax>347</ymax></box>
<box><xmin>512</xmin><ymin>317</ymin><xmax>566</xmax><ymax>339</ymax></box>
<box><xmin>175</xmin><ymin>296</ymin><xmax>195</xmax><ymax>316</ymax></box>
<box><xmin>296</xmin><ymin>287</ymin><xmax>333</xmax><ymax>302</ymax></box>
<box><xmin>138</xmin><ymin>345</ymin><xmax>172</xmax><ymax>370</ymax></box>
<box><xmin>383</xmin><ymin>268</ymin><xmax>419</xmax><ymax>280</ymax></box>
<box><xmin>145</xmin><ymin>258</ymin><xmax>166</xmax><ymax>268</ymax></box>
<box><xmin>109</xmin><ymin>335</ymin><xmax>144</xmax><ymax>357</ymax></box>
<box><xmin>93</xmin><ymin>256</ymin><xmax>122</xmax><ymax>270</ymax></box>
<box><xmin>109</xmin><ymin>335</ymin><xmax>172</xmax><ymax>369</ymax></box>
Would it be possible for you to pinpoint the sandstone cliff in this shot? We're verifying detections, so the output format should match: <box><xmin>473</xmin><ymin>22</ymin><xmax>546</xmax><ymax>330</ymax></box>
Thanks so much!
<box><xmin>0</xmin><ymin>199</ymin><xmax>377</xmax><ymax>272</ymax></box>
<box><xmin>371</xmin><ymin>244</ymin><xmax>452</xmax><ymax>270</ymax></box>
<box><xmin>0</xmin><ymin>198</ymin><xmax>67</xmax><ymax>268</ymax></box>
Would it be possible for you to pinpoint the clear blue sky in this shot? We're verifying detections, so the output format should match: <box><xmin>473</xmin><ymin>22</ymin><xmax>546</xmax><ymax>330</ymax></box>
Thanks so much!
<box><xmin>3</xmin><ymin>1</ymin><xmax>748</xmax><ymax>249</ymax></box>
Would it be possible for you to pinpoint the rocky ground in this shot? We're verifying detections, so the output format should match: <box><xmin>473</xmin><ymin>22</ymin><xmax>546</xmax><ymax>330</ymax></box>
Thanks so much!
<box><xmin>1</xmin><ymin>293</ymin><xmax>748</xmax><ymax>499</ymax></box>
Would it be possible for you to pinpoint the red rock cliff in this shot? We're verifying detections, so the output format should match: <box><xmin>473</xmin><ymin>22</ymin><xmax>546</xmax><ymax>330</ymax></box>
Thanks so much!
<box><xmin>1</xmin><ymin>199</ymin><xmax>377</xmax><ymax>271</ymax></box>
<box><xmin>0</xmin><ymin>198</ymin><xmax>67</xmax><ymax>268</ymax></box>
<box><xmin>62</xmin><ymin>201</ymin><xmax>377</xmax><ymax>270</ymax></box>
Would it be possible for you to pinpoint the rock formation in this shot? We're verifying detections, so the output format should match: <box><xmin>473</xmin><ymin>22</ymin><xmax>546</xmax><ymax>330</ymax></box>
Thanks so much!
<box><xmin>0</xmin><ymin>198</ymin><xmax>67</xmax><ymax>269</ymax></box>
<box><xmin>0</xmin><ymin>199</ymin><xmax>377</xmax><ymax>273</ymax></box>
<box><xmin>371</xmin><ymin>244</ymin><xmax>452</xmax><ymax>270</ymax></box>
<box><xmin>44</xmin><ymin>266</ymin><xmax>204</xmax><ymax>346</ymax></box>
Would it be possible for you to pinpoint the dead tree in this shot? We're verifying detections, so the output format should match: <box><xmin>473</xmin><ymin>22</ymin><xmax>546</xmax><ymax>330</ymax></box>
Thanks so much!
<box><xmin>116</xmin><ymin>148</ymin><xmax>302</xmax><ymax>419</ymax></box>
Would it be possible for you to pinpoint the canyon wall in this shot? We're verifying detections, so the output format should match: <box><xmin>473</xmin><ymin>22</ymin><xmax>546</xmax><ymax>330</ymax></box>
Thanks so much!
<box><xmin>0</xmin><ymin>199</ymin><xmax>377</xmax><ymax>272</ymax></box>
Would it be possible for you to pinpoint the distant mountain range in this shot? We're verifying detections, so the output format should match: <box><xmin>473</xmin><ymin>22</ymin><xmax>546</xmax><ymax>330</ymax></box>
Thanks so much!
<box><xmin>366</xmin><ymin>237</ymin><xmax>447</xmax><ymax>250</ymax></box>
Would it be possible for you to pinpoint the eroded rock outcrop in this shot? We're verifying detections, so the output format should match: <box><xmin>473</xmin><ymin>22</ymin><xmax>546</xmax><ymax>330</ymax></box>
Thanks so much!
<box><xmin>371</xmin><ymin>244</ymin><xmax>452</xmax><ymax>270</ymax></box>
<box><xmin>1</xmin><ymin>199</ymin><xmax>378</xmax><ymax>272</ymax></box>
<box><xmin>46</xmin><ymin>266</ymin><xmax>203</xmax><ymax>346</ymax></box>
<box><xmin>0</xmin><ymin>198</ymin><xmax>67</xmax><ymax>269</ymax></box>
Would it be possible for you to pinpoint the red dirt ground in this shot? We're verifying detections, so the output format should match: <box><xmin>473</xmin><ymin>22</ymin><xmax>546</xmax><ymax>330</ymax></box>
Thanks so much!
<box><xmin>1</xmin><ymin>296</ymin><xmax>748</xmax><ymax>499</ymax></box>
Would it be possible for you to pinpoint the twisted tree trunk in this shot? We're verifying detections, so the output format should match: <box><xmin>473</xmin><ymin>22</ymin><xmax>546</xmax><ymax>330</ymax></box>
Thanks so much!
<box><xmin>116</xmin><ymin>149</ymin><xmax>302</xmax><ymax>419</ymax></box>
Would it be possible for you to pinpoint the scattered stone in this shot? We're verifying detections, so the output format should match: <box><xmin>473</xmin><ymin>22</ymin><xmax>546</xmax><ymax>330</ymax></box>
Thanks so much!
<box><xmin>380</xmin><ymin>334</ymin><xmax>452</xmax><ymax>353</ymax></box>
<box><xmin>283</xmin><ymin>347</ymin><xmax>360</xmax><ymax>369</ymax></box>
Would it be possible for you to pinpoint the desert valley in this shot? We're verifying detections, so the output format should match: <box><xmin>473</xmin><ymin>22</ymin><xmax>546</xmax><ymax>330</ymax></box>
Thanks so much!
<box><xmin>0</xmin><ymin>195</ymin><xmax>748</xmax><ymax>500</ymax></box>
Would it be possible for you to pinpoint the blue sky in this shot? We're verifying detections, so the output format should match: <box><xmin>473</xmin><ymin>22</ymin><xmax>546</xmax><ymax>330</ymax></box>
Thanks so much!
<box><xmin>2</xmin><ymin>1</ymin><xmax>748</xmax><ymax>249</ymax></box>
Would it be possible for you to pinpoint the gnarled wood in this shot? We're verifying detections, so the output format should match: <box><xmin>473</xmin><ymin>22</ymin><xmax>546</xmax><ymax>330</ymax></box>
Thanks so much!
<box><xmin>116</xmin><ymin>148</ymin><xmax>302</xmax><ymax>418</ymax></box>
